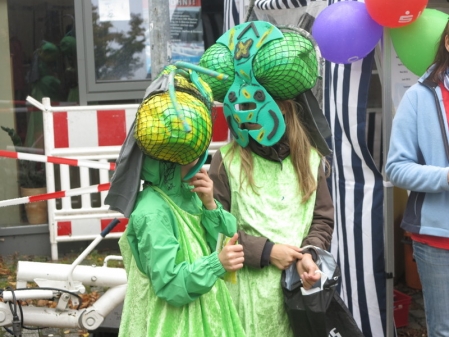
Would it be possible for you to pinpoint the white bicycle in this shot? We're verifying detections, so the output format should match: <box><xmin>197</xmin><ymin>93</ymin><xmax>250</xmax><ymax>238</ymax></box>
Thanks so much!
<box><xmin>0</xmin><ymin>219</ymin><xmax>126</xmax><ymax>337</ymax></box>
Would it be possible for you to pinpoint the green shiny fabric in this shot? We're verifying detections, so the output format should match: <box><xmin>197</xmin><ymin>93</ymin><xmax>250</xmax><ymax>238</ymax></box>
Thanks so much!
<box><xmin>118</xmin><ymin>156</ymin><xmax>245</xmax><ymax>337</ymax></box>
<box><xmin>221</xmin><ymin>144</ymin><xmax>321</xmax><ymax>337</ymax></box>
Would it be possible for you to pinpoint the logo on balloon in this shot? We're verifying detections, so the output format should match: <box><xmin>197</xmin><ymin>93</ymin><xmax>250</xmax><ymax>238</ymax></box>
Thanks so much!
<box><xmin>365</xmin><ymin>0</ymin><xmax>428</xmax><ymax>28</ymax></box>
<box><xmin>398</xmin><ymin>12</ymin><xmax>414</xmax><ymax>24</ymax></box>
<box><xmin>347</xmin><ymin>56</ymin><xmax>361</xmax><ymax>63</ymax></box>
<box><xmin>390</xmin><ymin>8</ymin><xmax>449</xmax><ymax>76</ymax></box>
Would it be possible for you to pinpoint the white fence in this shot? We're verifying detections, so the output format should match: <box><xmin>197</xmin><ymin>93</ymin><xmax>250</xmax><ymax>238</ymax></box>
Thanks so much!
<box><xmin>26</xmin><ymin>96</ymin><xmax>229</xmax><ymax>260</ymax></box>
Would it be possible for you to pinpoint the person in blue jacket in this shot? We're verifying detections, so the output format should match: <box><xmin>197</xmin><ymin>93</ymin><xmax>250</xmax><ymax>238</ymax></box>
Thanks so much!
<box><xmin>386</xmin><ymin>22</ymin><xmax>449</xmax><ymax>337</ymax></box>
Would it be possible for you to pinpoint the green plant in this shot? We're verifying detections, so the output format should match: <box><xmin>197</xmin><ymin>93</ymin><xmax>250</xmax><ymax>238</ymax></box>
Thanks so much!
<box><xmin>1</xmin><ymin>126</ymin><xmax>46</xmax><ymax>188</ymax></box>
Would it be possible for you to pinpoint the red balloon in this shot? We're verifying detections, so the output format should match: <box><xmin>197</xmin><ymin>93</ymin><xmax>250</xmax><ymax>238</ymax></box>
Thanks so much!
<box><xmin>365</xmin><ymin>0</ymin><xmax>428</xmax><ymax>28</ymax></box>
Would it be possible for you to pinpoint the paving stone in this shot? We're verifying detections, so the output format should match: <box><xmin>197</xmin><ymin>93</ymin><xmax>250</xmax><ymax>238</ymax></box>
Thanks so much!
<box><xmin>410</xmin><ymin>309</ymin><xmax>426</xmax><ymax>319</ymax></box>
<box><xmin>407</xmin><ymin>320</ymin><xmax>424</xmax><ymax>330</ymax></box>
<box><xmin>0</xmin><ymin>327</ymin><xmax>93</xmax><ymax>337</ymax></box>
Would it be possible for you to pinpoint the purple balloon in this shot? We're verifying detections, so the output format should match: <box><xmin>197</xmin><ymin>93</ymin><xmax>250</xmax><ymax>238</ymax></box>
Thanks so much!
<box><xmin>312</xmin><ymin>1</ymin><xmax>383</xmax><ymax>64</ymax></box>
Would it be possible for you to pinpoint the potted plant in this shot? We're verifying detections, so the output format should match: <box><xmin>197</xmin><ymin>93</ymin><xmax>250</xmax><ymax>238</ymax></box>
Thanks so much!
<box><xmin>1</xmin><ymin>126</ymin><xmax>48</xmax><ymax>224</ymax></box>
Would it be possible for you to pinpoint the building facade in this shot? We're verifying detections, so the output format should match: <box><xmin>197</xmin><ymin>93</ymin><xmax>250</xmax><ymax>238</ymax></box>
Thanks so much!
<box><xmin>0</xmin><ymin>0</ymin><xmax>223</xmax><ymax>254</ymax></box>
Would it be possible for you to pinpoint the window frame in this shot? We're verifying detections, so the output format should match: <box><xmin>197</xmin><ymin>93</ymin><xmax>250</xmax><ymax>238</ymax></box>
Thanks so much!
<box><xmin>75</xmin><ymin>0</ymin><xmax>152</xmax><ymax>104</ymax></box>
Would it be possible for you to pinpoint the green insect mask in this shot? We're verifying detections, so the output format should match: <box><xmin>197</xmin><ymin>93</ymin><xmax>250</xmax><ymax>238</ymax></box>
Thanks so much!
<box><xmin>199</xmin><ymin>21</ymin><xmax>319</xmax><ymax>147</ymax></box>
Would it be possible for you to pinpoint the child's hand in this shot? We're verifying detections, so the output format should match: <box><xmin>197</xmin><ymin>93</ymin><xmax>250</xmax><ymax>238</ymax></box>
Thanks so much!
<box><xmin>296</xmin><ymin>254</ymin><xmax>320</xmax><ymax>290</ymax></box>
<box><xmin>218</xmin><ymin>233</ymin><xmax>244</xmax><ymax>272</ymax></box>
<box><xmin>188</xmin><ymin>168</ymin><xmax>217</xmax><ymax>210</ymax></box>
<box><xmin>270</xmin><ymin>244</ymin><xmax>303</xmax><ymax>270</ymax></box>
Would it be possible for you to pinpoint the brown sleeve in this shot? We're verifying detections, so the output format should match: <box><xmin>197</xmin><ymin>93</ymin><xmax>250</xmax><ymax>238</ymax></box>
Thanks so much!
<box><xmin>237</xmin><ymin>230</ymin><xmax>268</xmax><ymax>268</ymax></box>
<box><xmin>209</xmin><ymin>149</ymin><xmax>269</xmax><ymax>268</ymax></box>
<box><xmin>301</xmin><ymin>164</ymin><xmax>334</xmax><ymax>250</ymax></box>
<box><xmin>209</xmin><ymin>150</ymin><xmax>231</xmax><ymax>212</ymax></box>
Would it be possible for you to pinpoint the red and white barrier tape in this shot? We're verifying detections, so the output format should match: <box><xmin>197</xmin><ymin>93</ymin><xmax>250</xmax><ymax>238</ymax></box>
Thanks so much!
<box><xmin>0</xmin><ymin>150</ymin><xmax>116</xmax><ymax>170</ymax></box>
<box><xmin>0</xmin><ymin>183</ymin><xmax>111</xmax><ymax>208</ymax></box>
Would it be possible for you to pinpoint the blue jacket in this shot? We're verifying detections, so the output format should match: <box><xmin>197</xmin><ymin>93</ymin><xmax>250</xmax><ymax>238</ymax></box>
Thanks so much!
<box><xmin>386</xmin><ymin>69</ymin><xmax>449</xmax><ymax>237</ymax></box>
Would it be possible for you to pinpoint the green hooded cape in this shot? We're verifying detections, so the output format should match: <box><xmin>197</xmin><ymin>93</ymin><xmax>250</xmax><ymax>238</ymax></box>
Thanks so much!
<box><xmin>118</xmin><ymin>156</ymin><xmax>245</xmax><ymax>337</ymax></box>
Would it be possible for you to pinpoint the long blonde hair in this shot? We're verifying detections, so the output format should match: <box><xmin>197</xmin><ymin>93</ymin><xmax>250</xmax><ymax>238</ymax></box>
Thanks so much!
<box><xmin>224</xmin><ymin>100</ymin><xmax>320</xmax><ymax>203</ymax></box>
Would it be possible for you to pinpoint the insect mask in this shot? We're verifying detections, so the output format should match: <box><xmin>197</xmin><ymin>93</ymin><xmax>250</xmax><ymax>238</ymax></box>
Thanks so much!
<box><xmin>199</xmin><ymin>21</ymin><xmax>319</xmax><ymax>147</ymax></box>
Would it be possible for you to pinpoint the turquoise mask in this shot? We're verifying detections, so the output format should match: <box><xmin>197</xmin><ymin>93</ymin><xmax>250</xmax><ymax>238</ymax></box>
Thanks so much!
<box><xmin>218</xmin><ymin>22</ymin><xmax>285</xmax><ymax>147</ymax></box>
<box><xmin>199</xmin><ymin>21</ymin><xmax>319</xmax><ymax>147</ymax></box>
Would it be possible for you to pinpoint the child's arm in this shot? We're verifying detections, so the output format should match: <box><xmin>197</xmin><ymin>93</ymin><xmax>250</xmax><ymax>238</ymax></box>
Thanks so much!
<box><xmin>132</xmin><ymin>212</ymin><xmax>240</xmax><ymax>307</ymax></box>
<box><xmin>301</xmin><ymin>165</ymin><xmax>334</xmax><ymax>250</ymax></box>
<box><xmin>188</xmin><ymin>167</ymin><xmax>216</xmax><ymax>210</ymax></box>
<box><xmin>187</xmin><ymin>167</ymin><xmax>237</xmax><ymax>248</ymax></box>
<box><xmin>296</xmin><ymin>253</ymin><xmax>321</xmax><ymax>290</ymax></box>
<box><xmin>217</xmin><ymin>233</ymin><xmax>244</xmax><ymax>272</ymax></box>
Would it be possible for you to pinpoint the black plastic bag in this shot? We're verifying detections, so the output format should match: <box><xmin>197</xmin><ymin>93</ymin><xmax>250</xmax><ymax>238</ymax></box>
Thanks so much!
<box><xmin>326</xmin><ymin>292</ymin><xmax>365</xmax><ymax>337</ymax></box>
<box><xmin>281</xmin><ymin>246</ymin><xmax>364</xmax><ymax>337</ymax></box>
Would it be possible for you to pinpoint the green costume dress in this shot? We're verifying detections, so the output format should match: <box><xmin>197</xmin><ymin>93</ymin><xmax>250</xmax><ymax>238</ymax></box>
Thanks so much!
<box><xmin>221</xmin><ymin>144</ymin><xmax>321</xmax><ymax>337</ymax></box>
<box><xmin>118</xmin><ymin>156</ymin><xmax>245</xmax><ymax>337</ymax></box>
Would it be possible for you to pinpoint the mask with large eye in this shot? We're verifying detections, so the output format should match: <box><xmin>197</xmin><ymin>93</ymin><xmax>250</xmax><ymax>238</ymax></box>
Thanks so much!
<box><xmin>134</xmin><ymin>62</ymin><xmax>227</xmax><ymax>179</ymax></box>
<box><xmin>199</xmin><ymin>21</ymin><xmax>319</xmax><ymax>147</ymax></box>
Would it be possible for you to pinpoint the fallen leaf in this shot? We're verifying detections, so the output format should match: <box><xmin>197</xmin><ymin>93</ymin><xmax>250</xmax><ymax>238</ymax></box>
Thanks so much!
<box><xmin>0</xmin><ymin>268</ymin><xmax>10</xmax><ymax>275</ymax></box>
<box><xmin>37</xmin><ymin>299</ymin><xmax>48</xmax><ymax>307</ymax></box>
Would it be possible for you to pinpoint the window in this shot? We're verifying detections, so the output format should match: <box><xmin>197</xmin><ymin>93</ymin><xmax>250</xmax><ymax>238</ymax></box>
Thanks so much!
<box><xmin>76</xmin><ymin>0</ymin><xmax>207</xmax><ymax>104</ymax></box>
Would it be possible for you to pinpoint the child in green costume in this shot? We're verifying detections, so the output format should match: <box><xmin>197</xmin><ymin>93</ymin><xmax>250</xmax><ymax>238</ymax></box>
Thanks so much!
<box><xmin>199</xmin><ymin>22</ymin><xmax>335</xmax><ymax>337</ymax></box>
<box><xmin>106</xmin><ymin>65</ymin><xmax>245</xmax><ymax>337</ymax></box>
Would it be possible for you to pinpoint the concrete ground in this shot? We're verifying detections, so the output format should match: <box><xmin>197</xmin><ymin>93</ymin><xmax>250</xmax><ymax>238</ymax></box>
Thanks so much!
<box><xmin>0</xmin><ymin>328</ymin><xmax>91</xmax><ymax>337</ymax></box>
<box><xmin>0</xmin><ymin>314</ymin><xmax>119</xmax><ymax>337</ymax></box>
<box><xmin>406</xmin><ymin>291</ymin><xmax>426</xmax><ymax>331</ymax></box>
<box><xmin>0</xmin><ymin>327</ymin><xmax>118</xmax><ymax>337</ymax></box>
<box><xmin>1</xmin><ymin>289</ymin><xmax>426</xmax><ymax>337</ymax></box>
<box><xmin>396</xmin><ymin>281</ymin><xmax>427</xmax><ymax>337</ymax></box>
<box><xmin>1</xmin><ymin>253</ymin><xmax>425</xmax><ymax>337</ymax></box>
